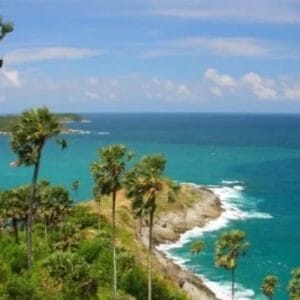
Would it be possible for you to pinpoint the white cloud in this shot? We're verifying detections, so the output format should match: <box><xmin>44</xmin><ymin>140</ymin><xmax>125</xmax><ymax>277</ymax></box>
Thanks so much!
<box><xmin>149</xmin><ymin>0</ymin><xmax>300</xmax><ymax>24</ymax></box>
<box><xmin>140</xmin><ymin>37</ymin><xmax>270</xmax><ymax>58</ymax></box>
<box><xmin>204</xmin><ymin>68</ymin><xmax>236</xmax><ymax>96</ymax></box>
<box><xmin>205</xmin><ymin>68</ymin><xmax>236</xmax><ymax>87</ymax></box>
<box><xmin>242</xmin><ymin>72</ymin><xmax>277</xmax><ymax>99</ymax></box>
<box><xmin>5</xmin><ymin>47</ymin><xmax>103</xmax><ymax>65</ymax></box>
<box><xmin>0</xmin><ymin>68</ymin><xmax>21</xmax><ymax>87</ymax></box>
<box><xmin>201</xmin><ymin>38</ymin><xmax>269</xmax><ymax>57</ymax></box>
<box><xmin>283</xmin><ymin>83</ymin><xmax>300</xmax><ymax>99</ymax></box>
<box><xmin>210</xmin><ymin>87</ymin><xmax>223</xmax><ymax>97</ymax></box>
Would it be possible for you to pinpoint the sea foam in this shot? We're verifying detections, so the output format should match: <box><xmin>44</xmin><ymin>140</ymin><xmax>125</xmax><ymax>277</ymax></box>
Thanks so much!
<box><xmin>157</xmin><ymin>181</ymin><xmax>272</xmax><ymax>300</ymax></box>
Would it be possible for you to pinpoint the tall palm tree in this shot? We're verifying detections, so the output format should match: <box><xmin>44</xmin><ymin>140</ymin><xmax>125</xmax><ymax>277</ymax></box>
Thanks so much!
<box><xmin>215</xmin><ymin>229</ymin><xmax>249</xmax><ymax>300</ymax></box>
<box><xmin>91</xmin><ymin>144</ymin><xmax>133</xmax><ymax>300</ymax></box>
<box><xmin>261</xmin><ymin>275</ymin><xmax>279</xmax><ymax>300</ymax></box>
<box><xmin>124</xmin><ymin>155</ymin><xmax>166</xmax><ymax>300</ymax></box>
<box><xmin>288</xmin><ymin>268</ymin><xmax>300</xmax><ymax>300</ymax></box>
<box><xmin>10</xmin><ymin>107</ymin><xmax>66</xmax><ymax>269</ymax></box>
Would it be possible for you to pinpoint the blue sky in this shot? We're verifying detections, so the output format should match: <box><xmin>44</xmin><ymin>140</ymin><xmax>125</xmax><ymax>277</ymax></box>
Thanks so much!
<box><xmin>1</xmin><ymin>0</ymin><xmax>300</xmax><ymax>113</ymax></box>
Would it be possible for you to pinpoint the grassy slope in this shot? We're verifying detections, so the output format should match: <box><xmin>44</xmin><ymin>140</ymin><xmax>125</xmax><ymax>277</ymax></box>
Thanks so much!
<box><xmin>83</xmin><ymin>185</ymin><xmax>205</xmax><ymax>300</ymax></box>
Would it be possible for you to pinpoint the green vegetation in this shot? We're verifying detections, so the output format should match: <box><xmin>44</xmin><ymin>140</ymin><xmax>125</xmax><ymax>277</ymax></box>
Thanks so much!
<box><xmin>190</xmin><ymin>240</ymin><xmax>205</xmax><ymax>256</ymax></box>
<box><xmin>0</xmin><ymin>106</ymin><xmax>299</xmax><ymax>299</ymax></box>
<box><xmin>288</xmin><ymin>268</ymin><xmax>300</xmax><ymax>300</ymax></box>
<box><xmin>0</xmin><ymin>16</ymin><xmax>14</xmax><ymax>40</ymax></box>
<box><xmin>215</xmin><ymin>229</ymin><xmax>249</xmax><ymax>300</ymax></box>
<box><xmin>0</xmin><ymin>113</ymin><xmax>82</xmax><ymax>132</ymax></box>
<box><xmin>124</xmin><ymin>155</ymin><xmax>168</xmax><ymax>300</ymax></box>
<box><xmin>91</xmin><ymin>145</ymin><xmax>134</xmax><ymax>300</ymax></box>
<box><xmin>261</xmin><ymin>275</ymin><xmax>279</xmax><ymax>299</ymax></box>
<box><xmin>10</xmin><ymin>107</ymin><xmax>67</xmax><ymax>269</ymax></box>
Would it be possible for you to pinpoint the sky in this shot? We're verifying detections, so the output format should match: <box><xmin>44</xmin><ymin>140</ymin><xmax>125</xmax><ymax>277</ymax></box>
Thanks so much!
<box><xmin>1</xmin><ymin>0</ymin><xmax>300</xmax><ymax>113</ymax></box>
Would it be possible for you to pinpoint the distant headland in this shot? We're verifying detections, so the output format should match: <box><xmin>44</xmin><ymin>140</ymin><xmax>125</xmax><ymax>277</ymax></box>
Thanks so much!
<box><xmin>0</xmin><ymin>113</ymin><xmax>82</xmax><ymax>133</ymax></box>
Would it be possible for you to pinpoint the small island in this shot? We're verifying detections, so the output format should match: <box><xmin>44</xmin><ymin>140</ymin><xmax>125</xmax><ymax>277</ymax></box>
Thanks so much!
<box><xmin>0</xmin><ymin>113</ymin><xmax>82</xmax><ymax>134</ymax></box>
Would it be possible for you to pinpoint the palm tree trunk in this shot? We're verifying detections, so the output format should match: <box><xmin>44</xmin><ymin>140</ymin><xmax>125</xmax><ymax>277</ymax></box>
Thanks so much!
<box><xmin>112</xmin><ymin>190</ymin><xmax>117</xmax><ymax>300</ymax></box>
<box><xmin>44</xmin><ymin>223</ymin><xmax>48</xmax><ymax>240</ymax></box>
<box><xmin>98</xmin><ymin>200</ymin><xmax>101</xmax><ymax>231</ymax></box>
<box><xmin>232</xmin><ymin>268</ymin><xmax>235</xmax><ymax>300</ymax></box>
<box><xmin>139</xmin><ymin>216</ymin><xmax>143</xmax><ymax>238</ymax></box>
<box><xmin>148</xmin><ymin>208</ymin><xmax>154</xmax><ymax>300</ymax></box>
<box><xmin>27</xmin><ymin>156</ymin><xmax>41</xmax><ymax>269</ymax></box>
<box><xmin>12</xmin><ymin>218</ymin><xmax>19</xmax><ymax>244</ymax></box>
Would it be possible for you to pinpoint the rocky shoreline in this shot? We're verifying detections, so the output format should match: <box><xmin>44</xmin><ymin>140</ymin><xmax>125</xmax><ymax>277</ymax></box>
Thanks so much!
<box><xmin>139</xmin><ymin>185</ymin><xmax>223</xmax><ymax>300</ymax></box>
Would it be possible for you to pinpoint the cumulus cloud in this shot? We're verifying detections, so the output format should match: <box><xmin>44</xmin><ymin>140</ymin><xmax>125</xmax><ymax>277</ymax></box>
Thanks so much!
<box><xmin>2</xmin><ymin>67</ymin><xmax>300</xmax><ymax>113</ymax></box>
<box><xmin>242</xmin><ymin>72</ymin><xmax>277</xmax><ymax>99</ymax></box>
<box><xmin>204</xmin><ymin>68</ymin><xmax>236</xmax><ymax>96</ymax></box>
<box><xmin>5</xmin><ymin>47</ymin><xmax>103</xmax><ymax>65</ymax></box>
<box><xmin>205</xmin><ymin>68</ymin><xmax>236</xmax><ymax>87</ymax></box>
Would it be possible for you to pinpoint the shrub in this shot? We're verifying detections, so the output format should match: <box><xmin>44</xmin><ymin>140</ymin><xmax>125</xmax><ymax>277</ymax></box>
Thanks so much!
<box><xmin>5</xmin><ymin>275</ymin><xmax>34</xmax><ymax>300</ymax></box>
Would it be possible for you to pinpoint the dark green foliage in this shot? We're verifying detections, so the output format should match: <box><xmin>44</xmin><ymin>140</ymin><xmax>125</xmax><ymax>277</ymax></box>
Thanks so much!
<box><xmin>36</xmin><ymin>181</ymin><xmax>72</xmax><ymax>228</ymax></box>
<box><xmin>78</xmin><ymin>236</ymin><xmax>112</xmax><ymax>264</ymax></box>
<box><xmin>5</xmin><ymin>275</ymin><xmax>34</xmax><ymax>300</ymax></box>
<box><xmin>288</xmin><ymin>268</ymin><xmax>300</xmax><ymax>299</ymax></box>
<box><xmin>0</xmin><ymin>113</ymin><xmax>81</xmax><ymax>132</ymax></box>
<box><xmin>66</xmin><ymin>206</ymin><xmax>98</xmax><ymax>229</ymax></box>
<box><xmin>43</xmin><ymin>251</ymin><xmax>97</xmax><ymax>299</ymax></box>
<box><xmin>120</xmin><ymin>267</ymin><xmax>185</xmax><ymax>300</ymax></box>
<box><xmin>0</xmin><ymin>237</ymin><xmax>27</xmax><ymax>272</ymax></box>
<box><xmin>50</xmin><ymin>222</ymin><xmax>82</xmax><ymax>251</ymax></box>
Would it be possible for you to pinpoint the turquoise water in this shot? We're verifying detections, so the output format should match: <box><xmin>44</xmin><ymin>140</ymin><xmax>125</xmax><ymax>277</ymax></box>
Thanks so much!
<box><xmin>1</xmin><ymin>113</ymin><xmax>300</xmax><ymax>299</ymax></box>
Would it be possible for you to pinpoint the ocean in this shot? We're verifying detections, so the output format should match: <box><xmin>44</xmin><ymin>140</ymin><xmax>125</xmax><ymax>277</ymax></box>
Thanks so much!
<box><xmin>1</xmin><ymin>113</ymin><xmax>299</xmax><ymax>299</ymax></box>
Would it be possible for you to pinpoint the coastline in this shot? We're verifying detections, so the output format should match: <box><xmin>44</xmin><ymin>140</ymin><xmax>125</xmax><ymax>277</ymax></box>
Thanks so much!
<box><xmin>139</xmin><ymin>185</ymin><xmax>223</xmax><ymax>300</ymax></box>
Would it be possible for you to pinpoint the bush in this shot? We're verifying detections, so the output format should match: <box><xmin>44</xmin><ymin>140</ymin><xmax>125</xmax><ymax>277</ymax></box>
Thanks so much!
<box><xmin>5</xmin><ymin>275</ymin><xmax>34</xmax><ymax>300</ymax></box>
<box><xmin>66</xmin><ymin>206</ymin><xmax>98</xmax><ymax>229</ymax></box>
<box><xmin>0</xmin><ymin>237</ymin><xmax>27</xmax><ymax>272</ymax></box>
<box><xmin>49</xmin><ymin>222</ymin><xmax>82</xmax><ymax>251</ymax></box>
<box><xmin>43</xmin><ymin>251</ymin><xmax>97</xmax><ymax>299</ymax></box>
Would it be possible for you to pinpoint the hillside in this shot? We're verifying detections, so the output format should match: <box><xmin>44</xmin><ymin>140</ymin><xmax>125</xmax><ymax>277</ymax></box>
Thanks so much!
<box><xmin>83</xmin><ymin>184</ymin><xmax>222</xmax><ymax>300</ymax></box>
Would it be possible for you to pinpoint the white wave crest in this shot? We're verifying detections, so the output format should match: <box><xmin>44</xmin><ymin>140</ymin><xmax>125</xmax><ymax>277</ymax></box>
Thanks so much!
<box><xmin>222</xmin><ymin>180</ymin><xmax>244</xmax><ymax>185</ymax></box>
<box><xmin>64</xmin><ymin>129</ymin><xmax>91</xmax><ymax>135</ymax></box>
<box><xmin>157</xmin><ymin>181</ymin><xmax>272</xmax><ymax>300</ymax></box>
<box><xmin>201</xmin><ymin>276</ymin><xmax>255</xmax><ymax>300</ymax></box>
<box><xmin>97</xmin><ymin>131</ymin><xmax>110</xmax><ymax>135</ymax></box>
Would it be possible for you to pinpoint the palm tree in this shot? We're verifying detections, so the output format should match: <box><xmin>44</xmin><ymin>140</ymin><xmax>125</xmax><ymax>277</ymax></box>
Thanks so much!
<box><xmin>92</xmin><ymin>186</ymin><xmax>102</xmax><ymax>231</ymax></box>
<box><xmin>0</xmin><ymin>16</ymin><xmax>14</xmax><ymax>68</ymax></box>
<box><xmin>36</xmin><ymin>181</ymin><xmax>72</xmax><ymax>239</ymax></box>
<box><xmin>0</xmin><ymin>16</ymin><xmax>14</xmax><ymax>40</ymax></box>
<box><xmin>261</xmin><ymin>275</ymin><xmax>279</xmax><ymax>299</ymax></box>
<box><xmin>124</xmin><ymin>155</ymin><xmax>166</xmax><ymax>300</ymax></box>
<box><xmin>191</xmin><ymin>240</ymin><xmax>205</xmax><ymax>255</ymax></box>
<box><xmin>10</xmin><ymin>107</ymin><xmax>66</xmax><ymax>268</ymax></box>
<box><xmin>91</xmin><ymin>144</ymin><xmax>133</xmax><ymax>300</ymax></box>
<box><xmin>215</xmin><ymin>229</ymin><xmax>249</xmax><ymax>300</ymax></box>
<box><xmin>288</xmin><ymin>268</ymin><xmax>300</xmax><ymax>300</ymax></box>
<box><xmin>0</xmin><ymin>187</ymin><xmax>27</xmax><ymax>243</ymax></box>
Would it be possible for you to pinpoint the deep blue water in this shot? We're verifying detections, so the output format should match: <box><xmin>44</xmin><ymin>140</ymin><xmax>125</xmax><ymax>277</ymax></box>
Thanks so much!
<box><xmin>1</xmin><ymin>113</ymin><xmax>300</xmax><ymax>299</ymax></box>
